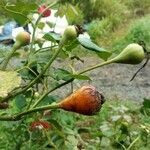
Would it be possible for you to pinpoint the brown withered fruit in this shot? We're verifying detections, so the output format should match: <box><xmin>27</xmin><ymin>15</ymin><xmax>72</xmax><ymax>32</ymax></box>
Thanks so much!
<box><xmin>58</xmin><ymin>85</ymin><xmax>105</xmax><ymax>115</ymax></box>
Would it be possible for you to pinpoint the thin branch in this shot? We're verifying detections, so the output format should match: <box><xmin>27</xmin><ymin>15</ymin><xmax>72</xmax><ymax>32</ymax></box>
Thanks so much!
<box><xmin>130</xmin><ymin>57</ymin><xmax>149</xmax><ymax>81</ymax></box>
<box><xmin>0</xmin><ymin>43</ymin><xmax>63</xmax><ymax>103</ymax></box>
<box><xmin>2</xmin><ymin>5</ymin><xmax>34</xmax><ymax>27</ymax></box>
<box><xmin>32</xmin><ymin>78</ymin><xmax>74</xmax><ymax>108</ymax></box>
<box><xmin>29</xmin><ymin>1</ymin><xmax>58</xmax><ymax>53</ymax></box>
<box><xmin>1</xmin><ymin>46</ymin><xmax>17</xmax><ymax>70</ymax></box>
<box><xmin>0</xmin><ymin>103</ymin><xmax>59</xmax><ymax>121</ymax></box>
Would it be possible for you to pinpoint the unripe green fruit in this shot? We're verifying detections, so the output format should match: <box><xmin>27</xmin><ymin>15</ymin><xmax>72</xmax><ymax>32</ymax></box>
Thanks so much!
<box><xmin>112</xmin><ymin>43</ymin><xmax>145</xmax><ymax>64</ymax></box>
<box><xmin>60</xmin><ymin>25</ymin><xmax>77</xmax><ymax>46</ymax></box>
<box><xmin>100</xmin><ymin>43</ymin><xmax>145</xmax><ymax>66</ymax></box>
<box><xmin>63</xmin><ymin>25</ymin><xmax>77</xmax><ymax>40</ymax></box>
<box><xmin>14</xmin><ymin>31</ymin><xmax>30</xmax><ymax>49</ymax></box>
<box><xmin>1</xmin><ymin>31</ymin><xmax>30</xmax><ymax>70</ymax></box>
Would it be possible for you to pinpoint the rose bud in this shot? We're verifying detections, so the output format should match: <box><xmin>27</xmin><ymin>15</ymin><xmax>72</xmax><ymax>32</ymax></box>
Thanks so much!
<box><xmin>38</xmin><ymin>5</ymin><xmax>51</xmax><ymax>17</ymax></box>
<box><xmin>58</xmin><ymin>85</ymin><xmax>105</xmax><ymax>115</ymax></box>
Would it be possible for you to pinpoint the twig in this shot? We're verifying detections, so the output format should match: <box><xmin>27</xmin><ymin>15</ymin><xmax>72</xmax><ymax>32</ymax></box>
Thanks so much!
<box><xmin>29</xmin><ymin>1</ymin><xmax>58</xmax><ymax>53</ymax></box>
<box><xmin>32</xmin><ymin>78</ymin><xmax>74</xmax><ymax>108</ymax></box>
<box><xmin>1</xmin><ymin>46</ymin><xmax>17</xmax><ymax>70</ymax></box>
<box><xmin>0</xmin><ymin>103</ymin><xmax>59</xmax><ymax>121</ymax></box>
<box><xmin>0</xmin><ymin>43</ymin><xmax>63</xmax><ymax>103</ymax></box>
<box><xmin>130</xmin><ymin>56</ymin><xmax>149</xmax><ymax>81</ymax></box>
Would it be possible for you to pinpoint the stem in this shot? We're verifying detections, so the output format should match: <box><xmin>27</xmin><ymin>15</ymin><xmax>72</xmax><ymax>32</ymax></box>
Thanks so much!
<box><xmin>23</xmin><ymin>45</ymin><xmax>63</xmax><ymax>91</ymax></box>
<box><xmin>0</xmin><ymin>43</ymin><xmax>63</xmax><ymax>103</ymax></box>
<box><xmin>30</xmin><ymin>1</ymin><xmax>58</xmax><ymax>52</ymax></box>
<box><xmin>79</xmin><ymin>59</ymin><xmax>113</xmax><ymax>74</ymax></box>
<box><xmin>0</xmin><ymin>57</ymin><xmax>115</xmax><ymax>120</ymax></box>
<box><xmin>2</xmin><ymin>5</ymin><xmax>34</xmax><ymax>28</ymax></box>
<box><xmin>1</xmin><ymin>44</ymin><xmax>18</xmax><ymax>70</ymax></box>
<box><xmin>0</xmin><ymin>103</ymin><xmax>59</xmax><ymax>121</ymax></box>
<box><xmin>32</xmin><ymin>78</ymin><xmax>74</xmax><ymax>108</ymax></box>
<box><xmin>33</xmin><ymin>45</ymin><xmax>58</xmax><ymax>54</ymax></box>
<box><xmin>32</xmin><ymin>59</ymin><xmax>114</xmax><ymax>107</ymax></box>
<box><xmin>44</xmin><ymin>131</ymin><xmax>57</xmax><ymax>149</ymax></box>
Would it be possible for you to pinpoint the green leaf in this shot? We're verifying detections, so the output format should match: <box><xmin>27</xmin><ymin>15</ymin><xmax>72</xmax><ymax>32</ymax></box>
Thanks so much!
<box><xmin>51</xmin><ymin>68</ymin><xmax>72</xmax><ymax>81</ymax></box>
<box><xmin>64</xmin><ymin>39</ymin><xmax>79</xmax><ymax>52</ymax></box>
<box><xmin>51</xmin><ymin>70</ymin><xmax>91</xmax><ymax>81</ymax></box>
<box><xmin>15</xmin><ymin>94</ymin><xmax>26</xmax><ymax>110</ymax></box>
<box><xmin>0</xmin><ymin>71</ymin><xmax>21</xmax><ymax>99</ymax></box>
<box><xmin>3</xmin><ymin>2</ymin><xmax>38</xmax><ymax>25</ymax></box>
<box><xmin>78</xmin><ymin>35</ymin><xmax>111</xmax><ymax>60</ymax></box>
<box><xmin>71</xmin><ymin>74</ymin><xmax>91</xmax><ymax>81</ymax></box>
<box><xmin>43</xmin><ymin>32</ymin><xmax>61</xmax><ymax>43</ymax></box>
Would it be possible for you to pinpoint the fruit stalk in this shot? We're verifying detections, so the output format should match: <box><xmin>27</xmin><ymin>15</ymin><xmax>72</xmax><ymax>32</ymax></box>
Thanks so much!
<box><xmin>1</xmin><ymin>31</ymin><xmax>30</xmax><ymax>70</ymax></box>
<box><xmin>0</xmin><ymin>103</ymin><xmax>60</xmax><ymax>121</ymax></box>
<box><xmin>0</xmin><ymin>85</ymin><xmax>105</xmax><ymax>120</ymax></box>
<box><xmin>80</xmin><ymin>43</ymin><xmax>145</xmax><ymax>74</ymax></box>
<box><xmin>1</xmin><ymin>45</ymin><xmax>18</xmax><ymax>70</ymax></box>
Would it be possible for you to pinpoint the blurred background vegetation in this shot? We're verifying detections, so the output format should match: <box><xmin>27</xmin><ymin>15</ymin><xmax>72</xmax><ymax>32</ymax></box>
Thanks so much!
<box><xmin>1</xmin><ymin>0</ymin><xmax>149</xmax><ymax>52</ymax></box>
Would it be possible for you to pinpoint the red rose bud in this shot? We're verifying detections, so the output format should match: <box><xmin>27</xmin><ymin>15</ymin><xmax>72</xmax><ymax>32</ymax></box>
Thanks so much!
<box><xmin>30</xmin><ymin>121</ymin><xmax>52</xmax><ymax>131</ymax></box>
<box><xmin>38</xmin><ymin>5</ymin><xmax>51</xmax><ymax>17</ymax></box>
<box><xmin>58</xmin><ymin>86</ymin><xmax>105</xmax><ymax>115</ymax></box>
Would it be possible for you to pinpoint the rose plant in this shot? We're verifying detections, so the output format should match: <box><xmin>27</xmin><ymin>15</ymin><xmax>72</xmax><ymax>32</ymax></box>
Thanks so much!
<box><xmin>0</xmin><ymin>1</ymin><xmax>148</xmax><ymax>149</ymax></box>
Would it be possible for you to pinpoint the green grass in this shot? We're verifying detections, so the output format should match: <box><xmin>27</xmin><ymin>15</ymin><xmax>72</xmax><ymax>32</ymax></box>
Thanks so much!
<box><xmin>112</xmin><ymin>15</ymin><xmax>150</xmax><ymax>53</ymax></box>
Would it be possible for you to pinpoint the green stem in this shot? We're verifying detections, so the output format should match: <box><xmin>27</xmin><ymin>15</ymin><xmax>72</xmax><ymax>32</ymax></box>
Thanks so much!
<box><xmin>1</xmin><ymin>45</ymin><xmax>18</xmax><ymax>70</ymax></box>
<box><xmin>44</xmin><ymin>131</ymin><xmax>57</xmax><ymax>149</ymax></box>
<box><xmin>2</xmin><ymin>6</ymin><xmax>34</xmax><ymax>28</ymax></box>
<box><xmin>0</xmin><ymin>103</ymin><xmax>59</xmax><ymax>121</ymax></box>
<box><xmin>30</xmin><ymin>1</ymin><xmax>58</xmax><ymax>53</ymax></box>
<box><xmin>32</xmin><ymin>59</ymin><xmax>114</xmax><ymax>108</ymax></box>
<box><xmin>33</xmin><ymin>45</ymin><xmax>58</xmax><ymax>54</ymax></box>
<box><xmin>0</xmin><ymin>57</ymin><xmax>115</xmax><ymax>120</ymax></box>
<box><xmin>79</xmin><ymin>59</ymin><xmax>114</xmax><ymax>74</ymax></box>
<box><xmin>32</xmin><ymin>78</ymin><xmax>74</xmax><ymax>108</ymax></box>
<box><xmin>0</xmin><ymin>43</ymin><xmax>63</xmax><ymax>103</ymax></box>
<box><xmin>23</xmin><ymin>45</ymin><xmax>63</xmax><ymax>90</ymax></box>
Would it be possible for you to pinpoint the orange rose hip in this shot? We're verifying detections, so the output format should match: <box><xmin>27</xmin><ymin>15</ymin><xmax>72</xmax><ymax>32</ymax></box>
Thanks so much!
<box><xmin>58</xmin><ymin>85</ymin><xmax>105</xmax><ymax>115</ymax></box>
